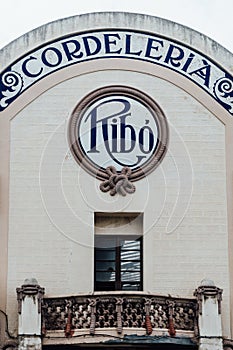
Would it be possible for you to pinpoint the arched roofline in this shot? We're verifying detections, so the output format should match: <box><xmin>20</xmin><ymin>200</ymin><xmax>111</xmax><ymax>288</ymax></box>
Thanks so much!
<box><xmin>1</xmin><ymin>11</ymin><xmax>233</xmax><ymax>71</ymax></box>
<box><xmin>0</xmin><ymin>12</ymin><xmax>233</xmax><ymax>117</ymax></box>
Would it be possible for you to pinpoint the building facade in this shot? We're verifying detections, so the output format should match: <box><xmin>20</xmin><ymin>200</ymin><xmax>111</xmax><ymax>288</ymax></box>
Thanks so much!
<box><xmin>0</xmin><ymin>12</ymin><xmax>233</xmax><ymax>350</ymax></box>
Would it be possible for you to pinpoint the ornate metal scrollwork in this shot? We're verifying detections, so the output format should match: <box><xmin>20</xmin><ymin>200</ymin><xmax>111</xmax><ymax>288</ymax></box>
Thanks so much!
<box><xmin>42</xmin><ymin>293</ymin><xmax>197</xmax><ymax>335</ymax></box>
<box><xmin>0</xmin><ymin>71</ymin><xmax>23</xmax><ymax>109</ymax></box>
<box><xmin>213</xmin><ymin>77</ymin><xmax>233</xmax><ymax>113</ymax></box>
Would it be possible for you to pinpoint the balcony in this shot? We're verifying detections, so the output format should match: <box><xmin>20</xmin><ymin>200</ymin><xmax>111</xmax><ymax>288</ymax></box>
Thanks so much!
<box><xmin>41</xmin><ymin>292</ymin><xmax>198</xmax><ymax>346</ymax></box>
<box><xmin>15</xmin><ymin>279</ymin><xmax>224</xmax><ymax>349</ymax></box>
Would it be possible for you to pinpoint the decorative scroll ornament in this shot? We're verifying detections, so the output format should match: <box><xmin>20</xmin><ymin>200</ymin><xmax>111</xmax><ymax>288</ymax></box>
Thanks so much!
<box><xmin>100</xmin><ymin>166</ymin><xmax>136</xmax><ymax>196</ymax></box>
<box><xmin>213</xmin><ymin>77</ymin><xmax>233</xmax><ymax>113</ymax></box>
<box><xmin>0</xmin><ymin>71</ymin><xmax>23</xmax><ymax>109</ymax></box>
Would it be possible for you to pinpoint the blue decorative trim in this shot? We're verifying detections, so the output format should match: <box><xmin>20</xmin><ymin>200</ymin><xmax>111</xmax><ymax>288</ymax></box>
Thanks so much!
<box><xmin>0</xmin><ymin>29</ymin><xmax>233</xmax><ymax>115</ymax></box>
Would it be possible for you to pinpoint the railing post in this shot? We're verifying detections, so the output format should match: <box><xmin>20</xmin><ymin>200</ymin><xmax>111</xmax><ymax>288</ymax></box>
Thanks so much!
<box><xmin>115</xmin><ymin>298</ymin><xmax>123</xmax><ymax>334</ymax></box>
<box><xmin>194</xmin><ymin>279</ymin><xmax>223</xmax><ymax>350</ymax></box>
<box><xmin>88</xmin><ymin>298</ymin><xmax>98</xmax><ymax>336</ymax></box>
<box><xmin>16</xmin><ymin>278</ymin><xmax>45</xmax><ymax>350</ymax></box>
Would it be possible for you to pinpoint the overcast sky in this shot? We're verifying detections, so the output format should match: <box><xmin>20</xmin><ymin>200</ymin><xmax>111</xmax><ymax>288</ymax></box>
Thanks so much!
<box><xmin>1</xmin><ymin>0</ymin><xmax>232</xmax><ymax>53</ymax></box>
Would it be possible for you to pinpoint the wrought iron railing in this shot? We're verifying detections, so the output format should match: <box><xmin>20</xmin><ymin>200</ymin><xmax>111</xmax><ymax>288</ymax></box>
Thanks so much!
<box><xmin>42</xmin><ymin>293</ymin><xmax>198</xmax><ymax>338</ymax></box>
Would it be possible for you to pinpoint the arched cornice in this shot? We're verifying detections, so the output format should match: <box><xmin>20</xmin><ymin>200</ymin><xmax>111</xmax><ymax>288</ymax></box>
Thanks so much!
<box><xmin>0</xmin><ymin>12</ymin><xmax>233</xmax><ymax>119</ymax></box>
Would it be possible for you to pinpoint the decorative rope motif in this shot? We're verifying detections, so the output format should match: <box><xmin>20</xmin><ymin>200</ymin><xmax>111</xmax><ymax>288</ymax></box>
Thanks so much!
<box><xmin>100</xmin><ymin>166</ymin><xmax>136</xmax><ymax>196</ymax></box>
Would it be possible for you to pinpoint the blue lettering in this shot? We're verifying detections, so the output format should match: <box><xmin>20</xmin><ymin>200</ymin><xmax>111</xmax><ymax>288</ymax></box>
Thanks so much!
<box><xmin>164</xmin><ymin>44</ymin><xmax>185</xmax><ymax>67</ymax></box>
<box><xmin>120</xmin><ymin>114</ymin><xmax>136</xmax><ymax>153</ymax></box>
<box><xmin>139</xmin><ymin>121</ymin><xmax>155</xmax><ymax>154</ymax></box>
<box><xmin>41</xmin><ymin>47</ymin><xmax>63</xmax><ymax>67</ymax></box>
<box><xmin>181</xmin><ymin>53</ymin><xmax>195</xmax><ymax>72</ymax></box>
<box><xmin>83</xmin><ymin>36</ymin><xmax>101</xmax><ymax>56</ymax></box>
<box><xmin>22</xmin><ymin>56</ymin><xmax>43</xmax><ymax>78</ymax></box>
<box><xmin>189</xmin><ymin>59</ymin><xmax>211</xmax><ymax>87</ymax></box>
<box><xmin>84</xmin><ymin>98</ymin><xmax>148</xmax><ymax>167</ymax></box>
<box><xmin>145</xmin><ymin>38</ymin><xmax>163</xmax><ymax>60</ymax></box>
<box><xmin>125</xmin><ymin>34</ymin><xmax>142</xmax><ymax>56</ymax></box>
<box><xmin>111</xmin><ymin>119</ymin><xmax>118</xmax><ymax>153</ymax></box>
<box><xmin>104</xmin><ymin>34</ymin><xmax>122</xmax><ymax>54</ymax></box>
<box><xmin>62</xmin><ymin>40</ymin><xmax>83</xmax><ymax>61</ymax></box>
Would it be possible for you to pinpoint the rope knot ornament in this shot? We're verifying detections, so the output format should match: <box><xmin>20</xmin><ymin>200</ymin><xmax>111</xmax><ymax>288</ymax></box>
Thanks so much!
<box><xmin>100</xmin><ymin>166</ymin><xmax>136</xmax><ymax>196</ymax></box>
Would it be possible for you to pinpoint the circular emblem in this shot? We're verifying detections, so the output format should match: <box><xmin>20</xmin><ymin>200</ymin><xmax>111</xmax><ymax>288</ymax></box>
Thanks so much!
<box><xmin>68</xmin><ymin>86</ymin><xmax>169</xmax><ymax>181</ymax></box>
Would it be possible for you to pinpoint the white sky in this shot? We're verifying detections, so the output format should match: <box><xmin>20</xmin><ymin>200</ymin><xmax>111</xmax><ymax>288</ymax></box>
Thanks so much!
<box><xmin>1</xmin><ymin>0</ymin><xmax>233</xmax><ymax>53</ymax></box>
